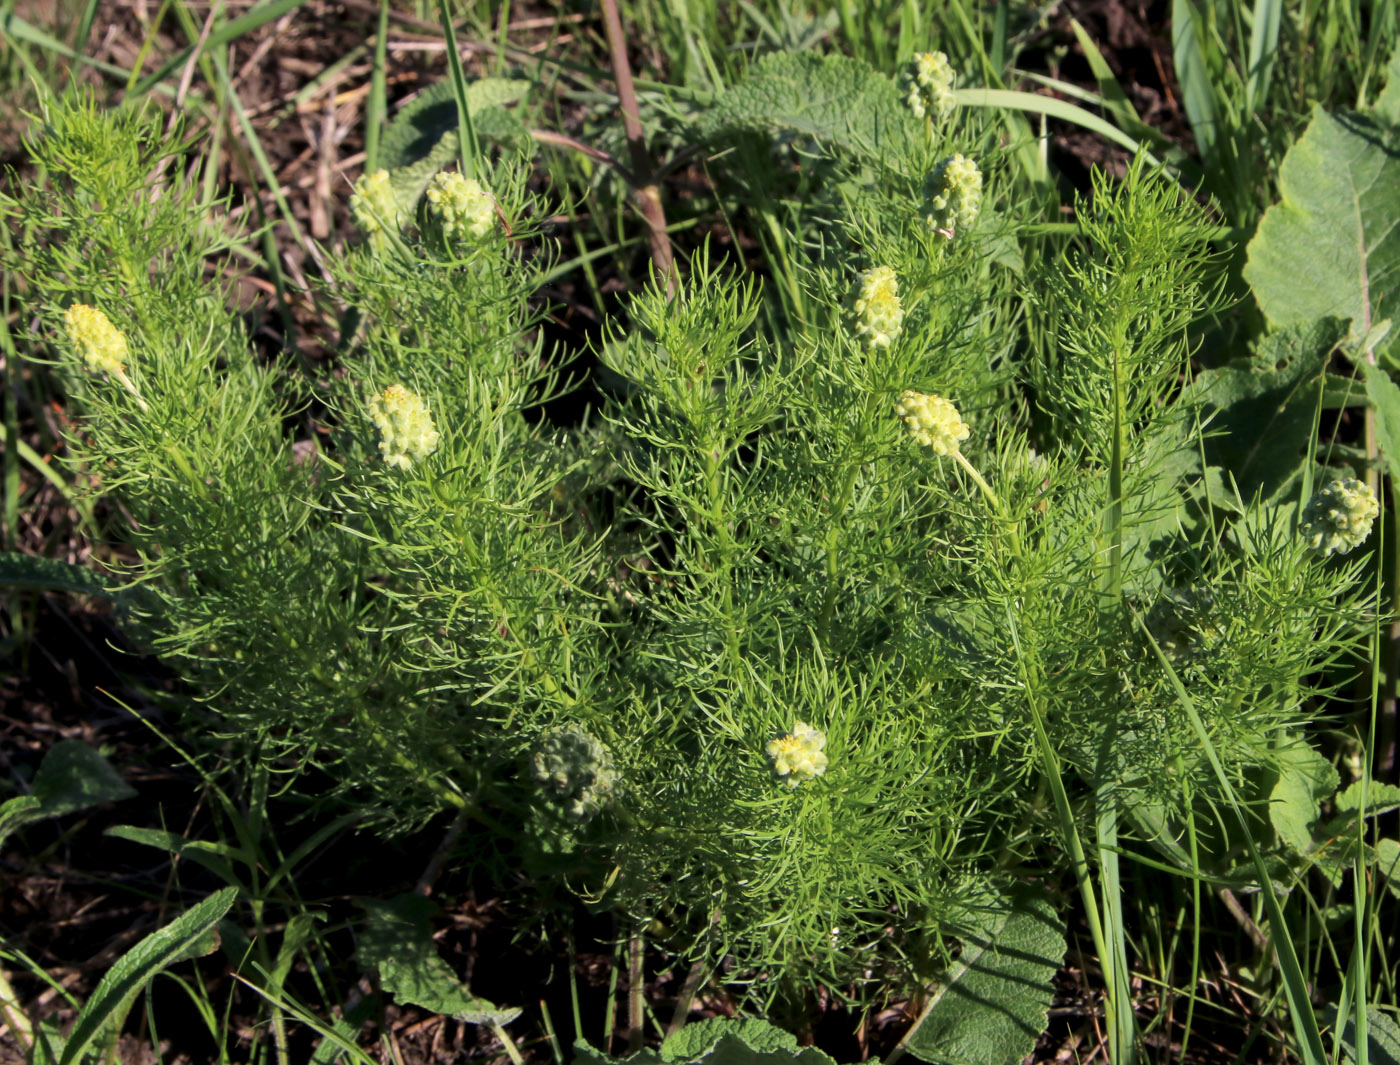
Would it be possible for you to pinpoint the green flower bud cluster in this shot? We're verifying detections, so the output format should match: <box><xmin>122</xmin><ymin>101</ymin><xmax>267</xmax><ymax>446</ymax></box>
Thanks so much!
<box><xmin>898</xmin><ymin>51</ymin><xmax>956</xmax><ymax>121</ymax></box>
<box><xmin>1146</xmin><ymin>587</ymin><xmax>1222</xmax><ymax>666</ymax></box>
<box><xmin>425</xmin><ymin>172</ymin><xmax>496</xmax><ymax>242</ymax></box>
<box><xmin>64</xmin><ymin>303</ymin><xmax>127</xmax><ymax>375</ymax></box>
<box><xmin>922</xmin><ymin>154</ymin><xmax>982</xmax><ymax>235</ymax></box>
<box><xmin>850</xmin><ymin>266</ymin><xmax>904</xmax><ymax>350</ymax></box>
<box><xmin>1301</xmin><ymin>477</ymin><xmax>1379</xmax><ymax>557</ymax></box>
<box><xmin>368</xmin><ymin>384</ymin><xmax>441</xmax><ymax>469</ymax></box>
<box><xmin>350</xmin><ymin>168</ymin><xmax>404</xmax><ymax>238</ymax></box>
<box><xmin>894</xmin><ymin>391</ymin><xmax>969</xmax><ymax>455</ymax></box>
<box><xmin>765</xmin><ymin>721</ymin><xmax>829</xmax><ymax>788</ymax></box>
<box><xmin>531</xmin><ymin>727</ymin><xmax>620</xmax><ymax>822</ymax></box>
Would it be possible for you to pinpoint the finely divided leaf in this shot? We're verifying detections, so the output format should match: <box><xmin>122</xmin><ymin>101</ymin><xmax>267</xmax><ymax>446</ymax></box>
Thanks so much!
<box><xmin>906</xmin><ymin>888</ymin><xmax>1065</xmax><ymax>1065</ymax></box>
<box><xmin>1244</xmin><ymin>108</ymin><xmax>1400</xmax><ymax>357</ymax></box>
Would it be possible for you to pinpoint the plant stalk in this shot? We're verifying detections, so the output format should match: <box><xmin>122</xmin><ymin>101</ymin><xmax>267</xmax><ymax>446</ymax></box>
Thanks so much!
<box><xmin>598</xmin><ymin>0</ymin><xmax>676</xmax><ymax>294</ymax></box>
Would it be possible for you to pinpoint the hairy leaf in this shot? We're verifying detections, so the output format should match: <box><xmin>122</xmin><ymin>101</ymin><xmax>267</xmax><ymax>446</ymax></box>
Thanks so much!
<box><xmin>1190</xmin><ymin>318</ymin><xmax>1348</xmax><ymax>502</ymax></box>
<box><xmin>59</xmin><ymin>887</ymin><xmax>236</xmax><ymax>1065</ymax></box>
<box><xmin>1268</xmin><ymin>739</ymin><xmax>1339</xmax><ymax>853</ymax></box>
<box><xmin>698</xmin><ymin>52</ymin><xmax>921</xmax><ymax>163</ymax></box>
<box><xmin>1323</xmin><ymin>1004</ymin><xmax>1400</xmax><ymax>1065</ymax></box>
<box><xmin>1245</xmin><ymin>108</ymin><xmax>1400</xmax><ymax>357</ymax></box>
<box><xmin>906</xmin><ymin>887</ymin><xmax>1065</xmax><ymax>1065</ymax></box>
<box><xmin>0</xmin><ymin>741</ymin><xmax>136</xmax><ymax>850</ymax></box>
<box><xmin>359</xmin><ymin>894</ymin><xmax>519</xmax><ymax>1025</ymax></box>
<box><xmin>575</xmin><ymin>1018</ymin><xmax>838</xmax><ymax>1065</ymax></box>
<box><xmin>0</xmin><ymin>551</ymin><xmax>121</xmax><ymax>599</ymax></box>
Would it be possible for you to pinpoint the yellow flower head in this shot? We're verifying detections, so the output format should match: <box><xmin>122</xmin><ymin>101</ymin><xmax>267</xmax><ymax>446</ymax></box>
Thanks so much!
<box><xmin>851</xmin><ymin>266</ymin><xmax>904</xmax><ymax>350</ymax></box>
<box><xmin>425</xmin><ymin>171</ymin><xmax>496</xmax><ymax>242</ymax></box>
<box><xmin>350</xmin><ymin>168</ymin><xmax>404</xmax><ymax>237</ymax></box>
<box><xmin>368</xmin><ymin>384</ymin><xmax>441</xmax><ymax>469</ymax></box>
<box><xmin>1301</xmin><ymin>477</ymin><xmax>1379</xmax><ymax>557</ymax></box>
<box><xmin>64</xmin><ymin>304</ymin><xmax>127</xmax><ymax>375</ymax></box>
<box><xmin>765</xmin><ymin>721</ymin><xmax>829</xmax><ymax>788</ymax></box>
<box><xmin>922</xmin><ymin>154</ymin><xmax>982</xmax><ymax>235</ymax></box>
<box><xmin>898</xmin><ymin>51</ymin><xmax>957</xmax><ymax>120</ymax></box>
<box><xmin>894</xmin><ymin>391</ymin><xmax>969</xmax><ymax>455</ymax></box>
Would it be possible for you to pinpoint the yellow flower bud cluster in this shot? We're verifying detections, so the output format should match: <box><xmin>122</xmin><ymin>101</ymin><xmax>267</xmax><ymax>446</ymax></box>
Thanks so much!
<box><xmin>350</xmin><ymin>168</ymin><xmax>404</xmax><ymax>237</ymax></box>
<box><xmin>765</xmin><ymin>721</ymin><xmax>829</xmax><ymax>788</ymax></box>
<box><xmin>898</xmin><ymin>51</ymin><xmax>956</xmax><ymax>121</ymax></box>
<box><xmin>425</xmin><ymin>172</ymin><xmax>496</xmax><ymax>242</ymax></box>
<box><xmin>922</xmin><ymin>153</ymin><xmax>982</xmax><ymax>235</ymax></box>
<box><xmin>64</xmin><ymin>303</ymin><xmax>127</xmax><ymax>375</ymax></box>
<box><xmin>1301</xmin><ymin>477</ymin><xmax>1379</xmax><ymax>557</ymax></box>
<box><xmin>850</xmin><ymin>266</ymin><xmax>904</xmax><ymax>350</ymax></box>
<box><xmin>368</xmin><ymin>384</ymin><xmax>441</xmax><ymax>469</ymax></box>
<box><xmin>894</xmin><ymin>391</ymin><xmax>969</xmax><ymax>455</ymax></box>
<box><xmin>532</xmin><ymin>726</ymin><xmax>619</xmax><ymax>822</ymax></box>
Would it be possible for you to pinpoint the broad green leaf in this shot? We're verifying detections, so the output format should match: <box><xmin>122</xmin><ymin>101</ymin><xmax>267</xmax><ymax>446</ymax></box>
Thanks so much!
<box><xmin>31</xmin><ymin>741</ymin><xmax>137</xmax><ymax>818</ymax></box>
<box><xmin>0</xmin><ymin>741</ymin><xmax>136</xmax><ymax>849</ymax></box>
<box><xmin>358</xmin><ymin>894</ymin><xmax>519</xmax><ymax>1025</ymax></box>
<box><xmin>698</xmin><ymin>52</ymin><xmax>922</xmax><ymax>163</ymax></box>
<box><xmin>1267</xmin><ymin>739</ymin><xmax>1338</xmax><ymax>853</ymax></box>
<box><xmin>1324</xmin><ymin>1003</ymin><xmax>1400</xmax><ymax>1065</ymax></box>
<box><xmin>575</xmin><ymin>1018</ymin><xmax>838</xmax><ymax>1065</ymax></box>
<box><xmin>1376</xmin><ymin>839</ymin><xmax>1400</xmax><ymax>898</ymax></box>
<box><xmin>59</xmin><ymin>887</ymin><xmax>236</xmax><ymax>1065</ymax></box>
<box><xmin>105</xmin><ymin>824</ymin><xmax>246</xmax><ymax>887</ymax></box>
<box><xmin>1191</xmin><ymin>319</ymin><xmax>1348</xmax><ymax>502</ymax></box>
<box><xmin>1375</xmin><ymin>43</ymin><xmax>1400</xmax><ymax>125</ymax></box>
<box><xmin>379</xmin><ymin>77</ymin><xmax>531</xmax><ymax>172</ymax></box>
<box><xmin>0</xmin><ymin>552</ymin><xmax>121</xmax><ymax>599</ymax></box>
<box><xmin>1335</xmin><ymin>781</ymin><xmax>1400</xmax><ymax>817</ymax></box>
<box><xmin>905</xmin><ymin>887</ymin><xmax>1065</xmax><ymax>1065</ymax></box>
<box><xmin>1245</xmin><ymin>108</ymin><xmax>1400</xmax><ymax>357</ymax></box>
<box><xmin>1360</xmin><ymin>359</ymin><xmax>1400</xmax><ymax>485</ymax></box>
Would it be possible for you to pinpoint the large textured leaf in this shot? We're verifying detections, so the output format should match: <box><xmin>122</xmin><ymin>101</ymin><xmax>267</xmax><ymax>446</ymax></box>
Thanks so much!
<box><xmin>1190</xmin><ymin>318</ymin><xmax>1348</xmax><ymax>503</ymax></box>
<box><xmin>1375</xmin><ymin>44</ymin><xmax>1400</xmax><ymax>126</ymax></box>
<box><xmin>1360</xmin><ymin>359</ymin><xmax>1400</xmax><ymax>486</ymax></box>
<box><xmin>1267</xmin><ymin>739</ymin><xmax>1339</xmax><ymax>853</ymax></box>
<box><xmin>906</xmin><ymin>888</ymin><xmax>1065</xmax><ymax>1065</ymax></box>
<box><xmin>698</xmin><ymin>52</ymin><xmax>921</xmax><ymax>163</ymax></box>
<box><xmin>358</xmin><ymin>894</ymin><xmax>519</xmax><ymax>1025</ymax></box>
<box><xmin>378</xmin><ymin>77</ymin><xmax>531</xmax><ymax>212</ymax></box>
<box><xmin>59</xmin><ymin>887</ymin><xmax>236</xmax><ymax>1065</ymax></box>
<box><xmin>0</xmin><ymin>552</ymin><xmax>121</xmax><ymax>599</ymax></box>
<box><xmin>0</xmin><ymin>741</ymin><xmax>136</xmax><ymax>849</ymax></box>
<box><xmin>1323</xmin><ymin>1004</ymin><xmax>1400</xmax><ymax>1065</ymax></box>
<box><xmin>574</xmin><ymin>1018</ymin><xmax>837</xmax><ymax>1065</ymax></box>
<box><xmin>1244</xmin><ymin>108</ymin><xmax>1400</xmax><ymax>357</ymax></box>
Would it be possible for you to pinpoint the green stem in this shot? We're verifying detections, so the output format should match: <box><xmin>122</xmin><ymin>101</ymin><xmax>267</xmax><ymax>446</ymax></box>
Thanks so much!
<box><xmin>702</xmin><ymin>443</ymin><xmax>742</xmax><ymax>671</ymax></box>
<box><xmin>818</xmin><ymin>388</ymin><xmax>885</xmax><ymax>637</ymax></box>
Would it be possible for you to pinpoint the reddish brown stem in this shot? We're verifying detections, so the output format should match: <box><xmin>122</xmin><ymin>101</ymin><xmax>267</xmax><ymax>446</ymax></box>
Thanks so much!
<box><xmin>598</xmin><ymin>0</ymin><xmax>677</xmax><ymax>295</ymax></box>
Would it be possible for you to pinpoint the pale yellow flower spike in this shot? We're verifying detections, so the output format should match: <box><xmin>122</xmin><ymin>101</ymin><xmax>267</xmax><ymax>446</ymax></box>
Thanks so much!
<box><xmin>851</xmin><ymin>267</ymin><xmax>904</xmax><ymax>350</ymax></box>
<box><xmin>898</xmin><ymin>51</ymin><xmax>957</xmax><ymax>121</ymax></box>
<box><xmin>425</xmin><ymin>172</ymin><xmax>496</xmax><ymax>242</ymax></box>
<box><xmin>765</xmin><ymin>721</ymin><xmax>829</xmax><ymax>788</ymax></box>
<box><xmin>894</xmin><ymin>391</ymin><xmax>970</xmax><ymax>456</ymax></box>
<box><xmin>368</xmin><ymin>384</ymin><xmax>441</xmax><ymax>469</ymax></box>
<box><xmin>65</xmin><ymin>304</ymin><xmax>127</xmax><ymax>375</ymax></box>
<box><xmin>350</xmin><ymin>169</ymin><xmax>404</xmax><ymax>238</ymax></box>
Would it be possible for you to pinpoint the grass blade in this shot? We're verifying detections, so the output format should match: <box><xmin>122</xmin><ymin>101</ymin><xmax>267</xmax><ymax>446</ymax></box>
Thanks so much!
<box><xmin>1171</xmin><ymin>0</ymin><xmax>1220</xmax><ymax>165</ymax></box>
<box><xmin>1244</xmin><ymin>0</ymin><xmax>1282</xmax><ymax>115</ymax></box>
